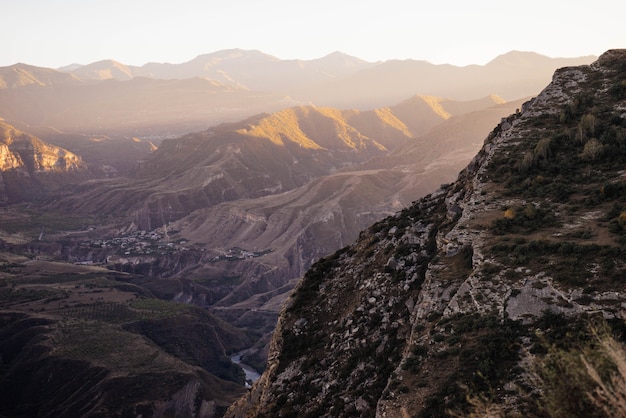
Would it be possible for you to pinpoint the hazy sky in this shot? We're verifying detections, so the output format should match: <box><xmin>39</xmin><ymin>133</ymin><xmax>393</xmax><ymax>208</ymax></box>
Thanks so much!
<box><xmin>2</xmin><ymin>0</ymin><xmax>624</xmax><ymax>68</ymax></box>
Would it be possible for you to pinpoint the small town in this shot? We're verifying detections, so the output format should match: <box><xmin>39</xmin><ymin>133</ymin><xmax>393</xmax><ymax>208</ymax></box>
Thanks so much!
<box><xmin>73</xmin><ymin>229</ymin><xmax>272</xmax><ymax>265</ymax></box>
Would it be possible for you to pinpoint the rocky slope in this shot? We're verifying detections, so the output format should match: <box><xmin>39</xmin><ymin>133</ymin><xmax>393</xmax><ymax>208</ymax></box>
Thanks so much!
<box><xmin>0</xmin><ymin>120</ymin><xmax>88</xmax><ymax>203</ymax></box>
<box><xmin>226</xmin><ymin>50</ymin><xmax>626</xmax><ymax>417</ymax></box>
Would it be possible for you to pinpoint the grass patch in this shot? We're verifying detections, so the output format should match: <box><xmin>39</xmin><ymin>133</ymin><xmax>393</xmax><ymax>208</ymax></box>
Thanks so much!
<box><xmin>0</xmin><ymin>287</ymin><xmax>58</xmax><ymax>305</ymax></box>
<box><xmin>52</xmin><ymin>320</ymin><xmax>183</xmax><ymax>374</ymax></box>
<box><xmin>128</xmin><ymin>298</ymin><xmax>193</xmax><ymax>318</ymax></box>
<box><xmin>0</xmin><ymin>207</ymin><xmax>95</xmax><ymax>236</ymax></box>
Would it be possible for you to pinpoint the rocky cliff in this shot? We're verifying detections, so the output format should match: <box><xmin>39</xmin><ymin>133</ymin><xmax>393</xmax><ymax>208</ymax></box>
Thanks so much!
<box><xmin>0</xmin><ymin>121</ymin><xmax>87</xmax><ymax>203</ymax></box>
<box><xmin>226</xmin><ymin>50</ymin><xmax>626</xmax><ymax>417</ymax></box>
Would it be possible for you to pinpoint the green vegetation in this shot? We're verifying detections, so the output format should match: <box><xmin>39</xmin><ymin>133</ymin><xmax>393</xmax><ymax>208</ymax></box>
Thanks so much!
<box><xmin>418</xmin><ymin>314</ymin><xmax>523</xmax><ymax>417</ymax></box>
<box><xmin>19</xmin><ymin>272</ymin><xmax>110</xmax><ymax>286</ymax></box>
<box><xmin>63</xmin><ymin>300</ymin><xmax>190</xmax><ymax>323</ymax></box>
<box><xmin>128</xmin><ymin>297</ymin><xmax>193</xmax><ymax>318</ymax></box>
<box><xmin>52</xmin><ymin>319</ymin><xmax>179</xmax><ymax>374</ymax></box>
<box><xmin>490</xmin><ymin>239</ymin><xmax>626</xmax><ymax>289</ymax></box>
<box><xmin>491</xmin><ymin>203</ymin><xmax>558</xmax><ymax>234</ymax></box>
<box><xmin>454</xmin><ymin>316</ymin><xmax>626</xmax><ymax>418</ymax></box>
<box><xmin>0</xmin><ymin>207</ymin><xmax>95</xmax><ymax>236</ymax></box>
<box><xmin>486</xmin><ymin>67</ymin><xmax>626</xmax><ymax>211</ymax></box>
<box><xmin>0</xmin><ymin>287</ymin><xmax>59</xmax><ymax>305</ymax></box>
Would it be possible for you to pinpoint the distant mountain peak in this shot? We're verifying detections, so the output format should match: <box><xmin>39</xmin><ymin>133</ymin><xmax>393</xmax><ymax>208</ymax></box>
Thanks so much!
<box><xmin>312</xmin><ymin>51</ymin><xmax>370</xmax><ymax>66</ymax></box>
<box><xmin>67</xmin><ymin>59</ymin><xmax>134</xmax><ymax>81</ymax></box>
<box><xmin>191</xmin><ymin>48</ymin><xmax>280</xmax><ymax>64</ymax></box>
<box><xmin>486</xmin><ymin>50</ymin><xmax>597</xmax><ymax>68</ymax></box>
<box><xmin>0</xmin><ymin>64</ymin><xmax>81</xmax><ymax>88</ymax></box>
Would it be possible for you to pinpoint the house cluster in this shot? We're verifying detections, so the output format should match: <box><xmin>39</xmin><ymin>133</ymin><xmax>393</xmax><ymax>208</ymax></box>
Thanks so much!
<box><xmin>73</xmin><ymin>231</ymin><xmax>273</xmax><ymax>265</ymax></box>
<box><xmin>210</xmin><ymin>247</ymin><xmax>273</xmax><ymax>262</ymax></box>
<box><xmin>85</xmin><ymin>230</ymin><xmax>189</xmax><ymax>256</ymax></box>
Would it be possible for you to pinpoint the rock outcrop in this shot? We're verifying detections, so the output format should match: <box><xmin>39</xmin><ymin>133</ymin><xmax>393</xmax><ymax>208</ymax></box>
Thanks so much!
<box><xmin>226</xmin><ymin>50</ymin><xmax>626</xmax><ymax>417</ymax></box>
<box><xmin>0</xmin><ymin>121</ymin><xmax>87</xmax><ymax>203</ymax></box>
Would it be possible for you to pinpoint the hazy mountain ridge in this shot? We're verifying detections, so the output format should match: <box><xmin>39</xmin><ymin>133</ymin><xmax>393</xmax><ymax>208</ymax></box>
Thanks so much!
<box><xmin>0</xmin><ymin>74</ymin><xmax>286</xmax><ymax>137</ymax></box>
<box><xmin>64</xmin><ymin>49</ymin><xmax>375</xmax><ymax>88</ymax></box>
<box><xmin>0</xmin><ymin>50</ymin><xmax>595</xmax><ymax>141</ymax></box>
<box><xmin>297</xmin><ymin>51</ymin><xmax>597</xmax><ymax>107</ymax></box>
<box><xmin>67</xmin><ymin>59</ymin><xmax>135</xmax><ymax>81</ymax></box>
<box><xmin>226</xmin><ymin>49</ymin><xmax>626</xmax><ymax>417</ymax></box>
<box><xmin>0</xmin><ymin>63</ymin><xmax>81</xmax><ymax>89</ymax></box>
<box><xmin>52</xmin><ymin>49</ymin><xmax>594</xmax><ymax>97</ymax></box>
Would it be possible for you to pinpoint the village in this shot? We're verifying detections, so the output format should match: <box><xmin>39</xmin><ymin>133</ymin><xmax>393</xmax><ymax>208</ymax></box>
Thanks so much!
<box><xmin>73</xmin><ymin>229</ymin><xmax>272</xmax><ymax>265</ymax></box>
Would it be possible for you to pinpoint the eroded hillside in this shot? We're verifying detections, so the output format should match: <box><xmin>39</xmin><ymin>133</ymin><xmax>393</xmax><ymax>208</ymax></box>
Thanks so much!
<box><xmin>226</xmin><ymin>49</ymin><xmax>626</xmax><ymax>418</ymax></box>
<box><xmin>0</xmin><ymin>121</ymin><xmax>88</xmax><ymax>203</ymax></box>
<box><xmin>0</xmin><ymin>254</ymin><xmax>252</xmax><ymax>417</ymax></box>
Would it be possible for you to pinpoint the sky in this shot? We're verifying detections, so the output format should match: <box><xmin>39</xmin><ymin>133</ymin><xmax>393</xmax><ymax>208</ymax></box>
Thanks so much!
<box><xmin>2</xmin><ymin>0</ymin><xmax>624</xmax><ymax>68</ymax></box>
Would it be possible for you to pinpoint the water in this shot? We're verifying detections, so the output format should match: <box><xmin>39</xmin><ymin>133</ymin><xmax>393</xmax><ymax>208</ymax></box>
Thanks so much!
<box><xmin>231</xmin><ymin>354</ymin><xmax>262</xmax><ymax>384</ymax></box>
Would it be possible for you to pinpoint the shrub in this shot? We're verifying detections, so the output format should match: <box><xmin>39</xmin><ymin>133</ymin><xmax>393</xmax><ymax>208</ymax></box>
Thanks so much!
<box><xmin>491</xmin><ymin>204</ymin><xmax>557</xmax><ymax>234</ymax></box>
<box><xmin>582</xmin><ymin>138</ymin><xmax>604</xmax><ymax>160</ymax></box>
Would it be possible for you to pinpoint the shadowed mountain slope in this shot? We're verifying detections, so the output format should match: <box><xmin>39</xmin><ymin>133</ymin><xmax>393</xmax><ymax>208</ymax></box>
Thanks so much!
<box><xmin>0</xmin><ymin>69</ymin><xmax>544</xmax><ymax>418</ymax></box>
<box><xmin>28</xmin><ymin>96</ymin><xmax>520</xmax><ymax>373</ymax></box>
<box><xmin>0</xmin><ymin>258</ymin><xmax>254</xmax><ymax>417</ymax></box>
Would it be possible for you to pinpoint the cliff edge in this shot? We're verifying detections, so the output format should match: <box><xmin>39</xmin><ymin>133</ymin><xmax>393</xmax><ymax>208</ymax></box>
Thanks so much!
<box><xmin>226</xmin><ymin>49</ymin><xmax>626</xmax><ymax>417</ymax></box>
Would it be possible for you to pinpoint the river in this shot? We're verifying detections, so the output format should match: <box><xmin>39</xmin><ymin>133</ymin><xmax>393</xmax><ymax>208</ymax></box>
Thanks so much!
<box><xmin>231</xmin><ymin>354</ymin><xmax>262</xmax><ymax>384</ymax></box>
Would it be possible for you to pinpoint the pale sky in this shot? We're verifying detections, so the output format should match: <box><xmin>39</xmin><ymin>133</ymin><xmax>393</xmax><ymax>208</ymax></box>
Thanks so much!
<box><xmin>2</xmin><ymin>0</ymin><xmax>624</xmax><ymax>68</ymax></box>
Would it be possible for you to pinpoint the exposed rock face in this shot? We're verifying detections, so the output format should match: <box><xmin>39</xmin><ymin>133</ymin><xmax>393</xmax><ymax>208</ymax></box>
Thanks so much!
<box><xmin>226</xmin><ymin>50</ymin><xmax>626</xmax><ymax>417</ymax></box>
<box><xmin>0</xmin><ymin>121</ymin><xmax>87</xmax><ymax>203</ymax></box>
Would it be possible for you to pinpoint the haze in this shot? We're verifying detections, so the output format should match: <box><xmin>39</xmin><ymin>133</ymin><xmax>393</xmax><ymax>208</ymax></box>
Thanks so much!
<box><xmin>3</xmin><ymin>0</ymin><xmax>624</xmax><ymax>68</ymax></box>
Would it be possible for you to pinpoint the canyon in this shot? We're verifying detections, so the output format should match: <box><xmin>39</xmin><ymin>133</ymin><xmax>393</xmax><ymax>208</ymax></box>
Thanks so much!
<box><xmin>1</xmin><ymin>50</ymin><xmax>611</xmax><ymax>416</ymax></box>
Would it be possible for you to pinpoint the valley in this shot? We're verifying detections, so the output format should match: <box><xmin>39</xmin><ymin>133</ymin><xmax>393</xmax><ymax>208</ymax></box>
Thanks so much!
<box><xmin>0</xmin><ymin>50</ymin><xmax>601</xmax><ymax>417</ymax></box>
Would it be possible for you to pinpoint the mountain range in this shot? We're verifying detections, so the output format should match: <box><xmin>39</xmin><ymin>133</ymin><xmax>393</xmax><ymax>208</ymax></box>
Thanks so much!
<box><xmin>0</xmin><ymin>50</ymin><xmax>594</xmax><ymax>140</ymax></box>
